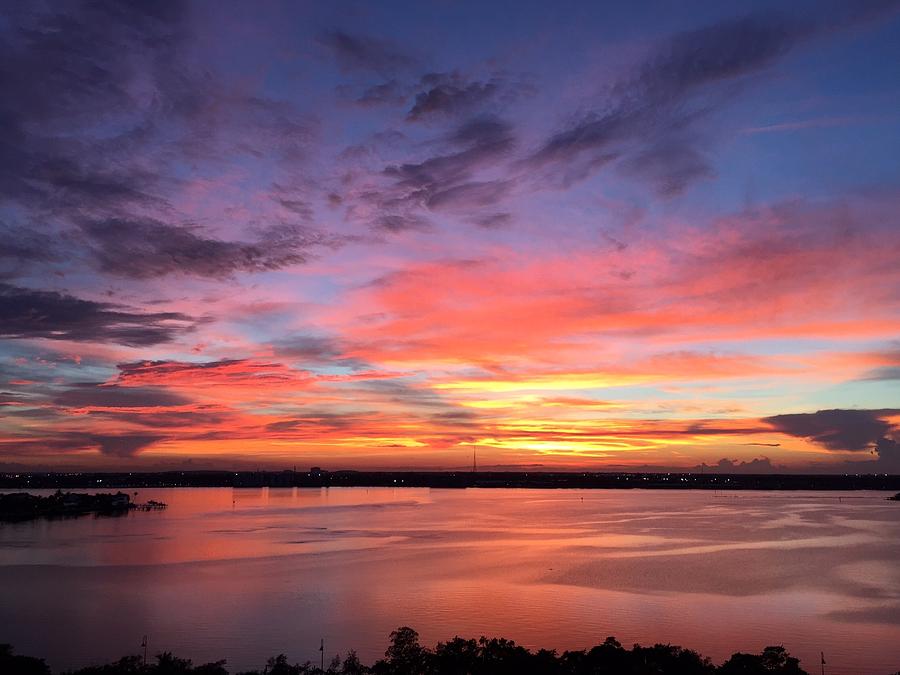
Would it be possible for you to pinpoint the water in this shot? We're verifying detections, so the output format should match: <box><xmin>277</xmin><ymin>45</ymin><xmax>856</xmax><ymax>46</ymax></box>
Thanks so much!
<box><xmin>0</xmin><ymin>488</ymin><xmax>897</xmax><ymax>674</ymax></box>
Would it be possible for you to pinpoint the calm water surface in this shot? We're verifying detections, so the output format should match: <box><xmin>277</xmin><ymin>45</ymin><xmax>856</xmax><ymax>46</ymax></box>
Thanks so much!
<box><xmin>1</xmin><ymin>488</ymin><xmax>898</xmax><ymax>674</ymax></box>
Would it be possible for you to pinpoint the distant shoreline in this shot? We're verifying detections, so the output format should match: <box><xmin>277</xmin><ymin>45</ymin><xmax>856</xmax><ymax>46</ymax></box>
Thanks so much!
<box><xmin>2</xmin><ymin>470</ymin><xmax>898</xmax><ymax>491</ymax></box>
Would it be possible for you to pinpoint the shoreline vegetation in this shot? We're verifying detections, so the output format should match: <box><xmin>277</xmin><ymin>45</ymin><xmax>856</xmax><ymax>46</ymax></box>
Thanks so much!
<box><xmin>2</xmin><ymin>627</ymin><xmax>876</xmax><ymax>675</ymax></box>
<box><xmin>2</xmin><ymin>470</ymin><xmax>899</xmax><ymax>492</ymax></box>
<box><xmin>0</xmin><ymin>491</ymin><xmax>166</xmax><ymax>522</ymax></box>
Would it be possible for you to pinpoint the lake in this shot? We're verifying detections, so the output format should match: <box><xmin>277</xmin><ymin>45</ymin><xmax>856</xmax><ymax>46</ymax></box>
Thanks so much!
<box><xmin>0</xmin><ymin>488</ymin><xmax>898</xmax><ymax>673</ymax></box>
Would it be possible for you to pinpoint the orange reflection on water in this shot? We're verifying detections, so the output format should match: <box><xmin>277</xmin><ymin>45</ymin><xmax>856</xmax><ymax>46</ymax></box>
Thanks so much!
<box><xmin>0</xmin><ymin>488</ymin><xmax>898</xmax><ymax>674</ymax></box>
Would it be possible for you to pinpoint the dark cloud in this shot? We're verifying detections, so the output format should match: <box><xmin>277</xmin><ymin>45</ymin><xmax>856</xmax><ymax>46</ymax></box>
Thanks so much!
<box><xmin>373</xmin><ymin>214</ymin><xmax>432</xmax><ymax>233</ymax></box>
<box><xmin>0</xmin><ymin>436</ymin><xmax>96</xmax><ymax>457</ymax></box>
<box><xmin>871</xmin><ymin>436</ymin><xmax>900</xmax><ymax>471</ymax></box>
<box><xmin>0</xmin><ymin>223</ymin><xmax>61</xmax><ymax>266</ymax></box>
<box><xmin>619</xmin><ymin>139</ymin><xmax>713</xmax><ymax>197</ymax></box>
<box><xmin>265</xmin><ymin>410</ymin><xmax>369</xmax><ymax>435</ymax></box>
<box><xmin>527</xmin><ymin>12</ymin><xmax>807</xmax><ymax>193</ymax></box>
<box><xmin>408</xmin><ymin>72</ymin><xmax>501</xmax><ymax>121</ymax></box>
<box><xmin>471</xmin><ymin>212</ymin><xmax>513</xmax><ymax>229</ymax></box>
<box><xmin>0</xmin><ymin>392</ymin><xmax>27</xmax><ymax>406</ymax></box>
<box><xmin>863</xmin><ymin>367</ymin><xmax>900</xmax><ymax>380</ymax></box>
<box><xmin>102</xmin><ymin>410</ymin><xmax>231</xmax><ymax>429</ymax></box>
<box><xmin>840</xmin><ymin>436</ymin><xmax>900</xmax><ymax>473</ymax></box>
<box><xmin>640</xmin><ymin>12</ymin><xmax>803</xmax><ymax>93</ymax></box>
<box><xmin>78</xmin><ymin>218</ymin><xmax>333</xmax><ymax>279</ymax></box>
<box><xmin>0</xmin><ymin>432</ymin><xmax>164</xmax><ymax>458</ymax></box>
<box><xmin>683</xmin><ymin>422</ymin><xmax>768</xmax><ymax>436</ymax></box>
<box><xmin>765</xmin><ymin>409</ymin><xmax>899</xmax><ymax>452</ymax></box>
<box><xmin>54</xmin><ymin>384</ymin><xmax>189</xmax><ymax>409</ymax></box>
<box><xmin>429</xmin><ymin>410</ymin><xmax>479</xmax><ymax>424</ymax></box>
<box><xmin>449</xmin><ymin>116</ymin><xmax>515</xmax><ymax>148</ymax></box>
<box><xmin>112</xmin><ymin>358</ymin><xmax>307</xmax><ymax>387</ymax></box>
<box><xmin>0</xmin><ymin>283</ymin><xmax>197</xmax><ymax>346</ymax></box>
<box><xmin>378</xmin><ymin>116</ymin><xmax>516</xmax><ymax>220</ymax></box>
<box><xmin>91</xmin><ymin>434</ymin><xmax>166</xmax><ymax>457</ymax></box>
<box><xmin>20</xmin><ymin>158</ymin><xmax>164</xmax><ymax>214</ymax></box>
<box><xmin>351</xmin><ymin>70</ymin><xmax>530</xmax><ymax>119</ymax></box>
<box><xmin>0</xmin><ymin>1</ymin><xmax>331</xmax><ymax>283</ymax></box>
<box><xmin>859</xmin><ymin>345</ymin><xmax>900</xmax><ymax>381</ymax></box>
<box><xmin>275</xmin><ymin>198</ymin><xmax>314</xmax><ymax>219</ymax></box>
<box><xmin>355</xmin><ymin>80</ymin><xmax>407</xmax><ymax>106</ymax></box>
<box><xmin>425</xmin><ymin>179</ymin><xmax>514</xmax><ymax>211</ymax></box>
<box><xmin>0</xmin><ymin>1</ymin><xmax>186</xmax><ymax>210</ymax></box>
<box><xmin>0</xmin><ymin>225</ymin><xmax>64</xmax><ymax>282</ymax></box>
<box><xmin>698</xmin><ymin>457</ymin><xmax>780</xmax><ymax>473</ymax></box>
<box><xmin>526</xmin><ymin>6</ymin><xmax>898</xmax><ymax>194</ymax></box>
<box><xmin>271</xmin><ymin>334</ymin><xmax>374</xmax><ymax>372</ymax></box>
<box><xmin>34</xmin><ymin>376</ymin><xmax>235</xmax><ymax>430</ymax></box>
<box><xmin>829</xmin><ymin>0</ymin><xmax>900</xmax><ymax>28</ymax></box>
<box><xmin>272</xmin><ymin>335</ymin><xmax>343</xmax><ymax>360</ymax></box>
<box><xmin>347</xmin><ymin>116</ymin><xmax>516</xmax><ymax>232</ymax></box>
<box><xmin>319</xmin><ymin>30</ymin><xmax>415</xmax><ymax>75</ymax></box>
<box><xmin>384</xmin><ymin>116</ymin><xmax>515</xmax><ymax>187</ymax></box>
<box><xmin>116</xmin><ymin>359</ymin><xmax>243</xmax><ymax>379</ymax></box>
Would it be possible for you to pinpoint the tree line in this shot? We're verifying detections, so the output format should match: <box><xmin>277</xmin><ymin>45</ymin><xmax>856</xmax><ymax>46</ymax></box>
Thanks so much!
<box><xmin>4</xmin><ymin>627</ymin><xmax>896</xmax><ymax>675</ymax></box>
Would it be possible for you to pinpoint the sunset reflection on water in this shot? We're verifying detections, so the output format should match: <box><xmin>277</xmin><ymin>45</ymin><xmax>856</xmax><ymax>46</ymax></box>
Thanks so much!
<box><xmin>1</xmin><ymin>488</ymin><xmax>897</xmax><ymax>674</ymax></box>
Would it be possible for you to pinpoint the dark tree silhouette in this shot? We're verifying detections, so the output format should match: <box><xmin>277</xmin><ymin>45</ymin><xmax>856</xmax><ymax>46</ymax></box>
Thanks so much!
<box><xmin>2</xmin><ymin>632</ymin><xmax>818</xmax><ymax>675</ymax></box>
<box><xmin>339</xmin><ymin>650</ymin><xmax>367</xmax><ymax>675</ymax></box>
<box><xmin>373</xmin><ymin>627</ymin><xmax>427</xmax><ymax>675</ymax></box>
<box><xmin>719</xmin><ymin>645</ymin><xmax>806</xmax><ymax>674</ymax></box>
<box><xmin>0</xmin><ymin>643</ymin><xmax>51</xmax><ymax>675</ymax></box>
<box><xmin>62</xmin><ymin>655</ymin><xmax>145</xmax><ymax>674</ymax></box>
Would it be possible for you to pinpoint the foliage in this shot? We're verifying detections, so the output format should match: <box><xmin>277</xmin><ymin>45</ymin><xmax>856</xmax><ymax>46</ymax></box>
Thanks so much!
<box><xmin>719</xmin><ymin>646</ymin><xmax>806</xmax><ymax>675</ymax></box>
<box><xmin>2</xmin><ymin>631</ymin><xmax>821</xmax><ymax>675</ymax></box>
<box><xmin>1</xmin><ymin>643</ymin><xmax>52</xmax><ymax>675</ymax></box>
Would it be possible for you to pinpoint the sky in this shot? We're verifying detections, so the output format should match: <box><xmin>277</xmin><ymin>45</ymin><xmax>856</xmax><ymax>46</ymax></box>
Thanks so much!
<box><xmin>1</xmin><ymin>0</ymin><xmax>899</xmax><ymax>473</ymax></box>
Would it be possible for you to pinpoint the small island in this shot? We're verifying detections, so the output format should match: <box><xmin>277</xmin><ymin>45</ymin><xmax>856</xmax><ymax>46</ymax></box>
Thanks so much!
<box><xmin>0</xmin><ymin>490</ymin><xmax>166</xmax><ymax>522</ymax></box>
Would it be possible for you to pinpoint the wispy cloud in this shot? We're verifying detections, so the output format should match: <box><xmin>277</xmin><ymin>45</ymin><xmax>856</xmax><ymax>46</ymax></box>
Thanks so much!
<box><xmin>319</xmin><ymin>29</ymin><xmax>416</xmax><ymax>75</ymax></box>
<box><xmin>0</xmin><ymin>283</ymin><xmax>198</xmax><ymax>346</ymax></box>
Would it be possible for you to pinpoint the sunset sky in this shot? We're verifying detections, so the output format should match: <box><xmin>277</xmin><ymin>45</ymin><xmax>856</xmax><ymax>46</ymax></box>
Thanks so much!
<box><xmin>1</xmin><ymin>0</ymin><xmax>899</xmax><ymax>472</ymax></box>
